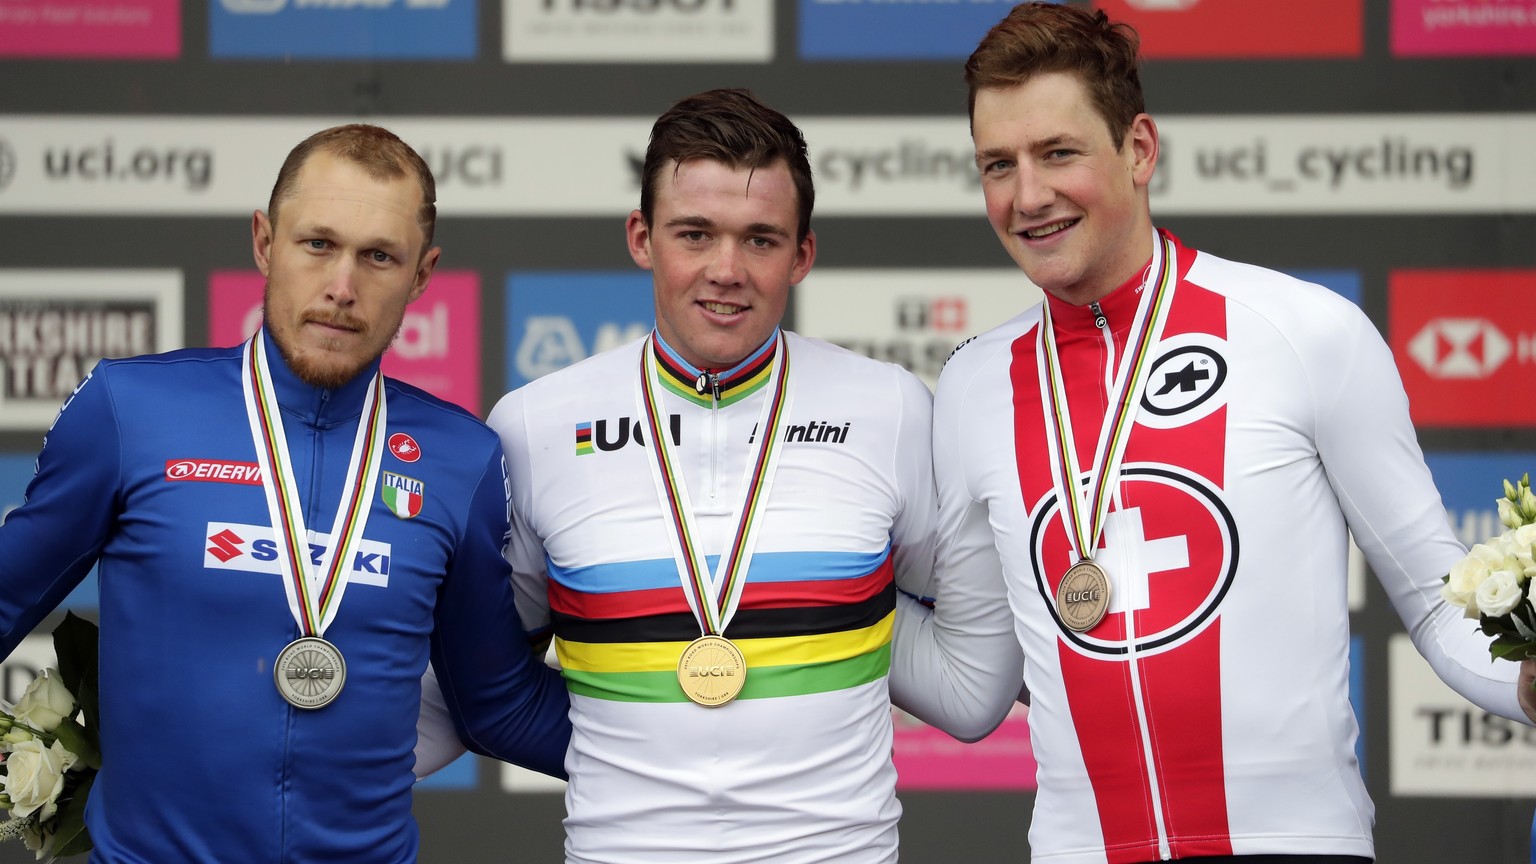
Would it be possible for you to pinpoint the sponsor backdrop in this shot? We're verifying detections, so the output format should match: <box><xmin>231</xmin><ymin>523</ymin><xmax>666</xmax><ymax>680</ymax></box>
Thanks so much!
<box><xmin>2</xmin><ymin>0</ymin><xmax>1534</xmax><ymax>861</ymax></box>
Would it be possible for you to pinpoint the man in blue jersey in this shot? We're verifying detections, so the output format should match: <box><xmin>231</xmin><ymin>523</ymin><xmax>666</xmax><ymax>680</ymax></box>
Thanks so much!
<box><xmin>0</xmin><ymin>124</ymin><xmax>569</xmax><ymax>863</ymax></box>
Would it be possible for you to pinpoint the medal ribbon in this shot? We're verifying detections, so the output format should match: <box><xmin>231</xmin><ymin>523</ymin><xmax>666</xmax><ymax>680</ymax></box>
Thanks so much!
<box><xmin>242</xmin><ymin>333</ymin><xmax>387</xmax><ymax>638</ymax></box>
<box><xmin>1037</xmin><ymin>231</ymin><xmax>1178</xmax><ymax>566</ymax></box>
<box><xmin>638</xmin><ymin>332</ymin><xmax>792</xmax><ymax>637</ymax></box>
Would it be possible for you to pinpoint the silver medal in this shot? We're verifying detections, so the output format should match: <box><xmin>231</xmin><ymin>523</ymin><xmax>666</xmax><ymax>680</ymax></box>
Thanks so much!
<box><xmin>275</xmin><ymin>637</ymin><xmax>347</xmax><ymax>709</ymax></box>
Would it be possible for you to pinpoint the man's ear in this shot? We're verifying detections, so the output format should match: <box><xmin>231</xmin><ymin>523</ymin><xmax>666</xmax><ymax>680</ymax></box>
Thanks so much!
<box><xmin>625</xmin><ymin>210</ymin><xmax>655</xmax><ymax>271</ymax></box>
<box><xmin>252</xmin><ymin>210</ymin><xmax>274</xmax><ymax>277</ymax></box>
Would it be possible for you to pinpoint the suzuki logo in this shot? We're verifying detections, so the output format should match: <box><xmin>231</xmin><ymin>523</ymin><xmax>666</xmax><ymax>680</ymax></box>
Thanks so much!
<box><xmin>1407</xmin><ymin>318</ymin><xmax>1512</xmax><ymax>379</ymax></box>
<box><xmin>207</xmin><ymin>528</ymin><xmax>245</xmax><ymax>563</ymax></box>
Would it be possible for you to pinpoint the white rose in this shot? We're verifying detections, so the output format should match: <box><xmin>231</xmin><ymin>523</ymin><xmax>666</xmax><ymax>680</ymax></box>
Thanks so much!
<box><xmin>12</xmin><ymin>672</ymin><xmax>73</xmax><ymax>734</ymax></box>
<box><xmin>1475</xmin><ymin>569</ymin><xmax>1525</xmax><ymax>618</ymax></box>
<box><xmin>1500</xmin><ymin>497</ymin><xmax>1523</xmax><ymax>530</ymax></box>
<box><xmin>1510</xmin><ymin>524</ymin><xmax>1536</xmax><ymax>580</ymax></box>
<box><xmin>1444</xmin><ymin>544</ymin><xmax>1506</xmax><ymax>613</ymax></box>
<box><xmin>2</xmin><ymin>739</ymin><xmax>77</xmax><ymax>822</ymax></box>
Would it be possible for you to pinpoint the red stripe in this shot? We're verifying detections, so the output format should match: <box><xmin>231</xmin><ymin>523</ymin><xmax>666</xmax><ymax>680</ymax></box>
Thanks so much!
<box><xmin>548</xmin><ymin>559</ymin><xmax>893</xmax><ymax>621</ymax></box>
<box><xmin>1010</xmin><ymin>236</ymin><xmax>1236</xmax><ymax>858</ymax></box>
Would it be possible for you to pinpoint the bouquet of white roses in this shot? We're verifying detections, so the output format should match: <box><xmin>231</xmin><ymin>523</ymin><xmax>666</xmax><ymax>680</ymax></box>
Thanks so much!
<box><xmin>0</xmin><ymin>613</ymin><xmax>99</xmax><ymax>860</ymax></box>
<box><xmin>1441</xmin><ymin>474</ymin><xmax>1536</xmax><ymax>662</ymax></box>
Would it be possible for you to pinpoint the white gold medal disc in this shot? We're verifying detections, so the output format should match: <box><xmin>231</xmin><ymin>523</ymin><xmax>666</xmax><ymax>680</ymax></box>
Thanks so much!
<box><xmin>1056</xmin><ymin>560</ymin><xmax>1112</xmax><ymax>633</ymax></box>
<box><xmin>275</xmin><ymin>637</ymin><xmax>347</xmax><ymax>709</ymax></box>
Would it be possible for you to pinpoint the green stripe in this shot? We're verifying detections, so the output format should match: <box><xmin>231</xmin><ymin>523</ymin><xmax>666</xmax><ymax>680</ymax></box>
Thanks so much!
<box><xmin>657</xmin><ymin>371</ymin><xmax>770</xmax><ymax>409</ymax></box>
<box><xmin>563</xmin><ymin>643</ymin><xmax>891</xmax><ymax>704</ymax></box>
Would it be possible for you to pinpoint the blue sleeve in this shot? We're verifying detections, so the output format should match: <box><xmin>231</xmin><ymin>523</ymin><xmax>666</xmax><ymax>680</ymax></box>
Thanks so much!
<box><xmin>0</xmin><ymin>364</ymin><xmax>119</xmax><ymax>654</ymax></box>
<box><xmin>429</xmin><ymin>447</ymin><xmax>571</xmax><ymax>779</ymax></box>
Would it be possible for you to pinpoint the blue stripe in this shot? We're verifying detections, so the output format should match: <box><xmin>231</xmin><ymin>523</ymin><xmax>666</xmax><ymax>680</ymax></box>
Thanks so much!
<box><xmin>549</xmin><ymin>545</ymin><xmax>890</xmax><ymax>595</ymax></box>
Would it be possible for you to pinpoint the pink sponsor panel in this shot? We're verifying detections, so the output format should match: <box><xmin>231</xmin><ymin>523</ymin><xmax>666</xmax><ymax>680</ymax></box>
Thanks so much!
<box><xmin>0</xmin><ymin>0</ymin><xmax>179</xmax><ymax>58</ymax></box>
<box><xmin>208</xmin><ymin>270</ymin><xmax>482</xmax><ymax>415</ymax></box>
<box><xmin>1392</xmin><ymin>0</ymin><xmax>1536</xmax><ymax>56</ymax></box>
<box><xmin>893</xmin><ymin>704</ymin><xmax>1038</xmax><ymax>791</ymax></box>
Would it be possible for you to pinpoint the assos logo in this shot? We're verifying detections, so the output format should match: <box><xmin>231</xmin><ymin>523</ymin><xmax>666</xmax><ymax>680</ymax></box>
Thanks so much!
<box><xmin>1406</xmin><ymin>318</ymin><xmax>1511</xmax><ymax>379</ymax></box>
<box><xmin>203</xmin><ymin>522</ymin><xmax>392</xmax><ymax>586</ymax></box>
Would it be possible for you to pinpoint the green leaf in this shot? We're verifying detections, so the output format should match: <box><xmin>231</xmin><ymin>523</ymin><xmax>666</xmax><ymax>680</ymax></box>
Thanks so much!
<box><xmin>50</xmin><ymin>721</ymin><xmax>100</xmax><ymax>772</ymax></box>
<box><xmin>1479</xmin><ymin>615</ymin><xmax>1518</xmax><ymax>637</ymax></box>
<box><xmin>49</xmin><ymin>772</ymin><xmax>94</xmax><ymax>858</ymax></box>
<box><xmin>1490</xmin><ymin>638</ymin><xmax>1536</xmax><ymax>661</ymax></box>
<box><xmin>51</xmin><ymin>614</ymin><xmax>99</xmax><ymax>749</ymax></box>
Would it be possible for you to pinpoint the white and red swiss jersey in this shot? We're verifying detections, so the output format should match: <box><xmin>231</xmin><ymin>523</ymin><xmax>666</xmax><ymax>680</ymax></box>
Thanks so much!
<box><xmin>892</xmin><ymin>232</ymin><xmax>1524</xmax><ymax>863</ymax></box>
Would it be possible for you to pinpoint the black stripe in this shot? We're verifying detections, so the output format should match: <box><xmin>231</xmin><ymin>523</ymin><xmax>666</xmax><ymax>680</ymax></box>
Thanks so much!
<box><xmin>552</xmin><ymin>582</ymin><xmax>895</xmax><ymax>645</ymax></box>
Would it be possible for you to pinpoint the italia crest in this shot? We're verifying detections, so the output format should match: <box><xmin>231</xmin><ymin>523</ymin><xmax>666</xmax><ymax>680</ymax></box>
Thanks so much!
<box><xmin>381</xmin><ymin>472</ymin><xmax>425</xmax><ymax>519</ymax></box>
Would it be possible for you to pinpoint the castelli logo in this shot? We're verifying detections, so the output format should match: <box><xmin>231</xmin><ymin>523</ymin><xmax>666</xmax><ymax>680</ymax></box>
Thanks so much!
<box><xmin>389</xmin><ymin>432</ymin><xmax>422</xmax><ymax>462</ymax></box>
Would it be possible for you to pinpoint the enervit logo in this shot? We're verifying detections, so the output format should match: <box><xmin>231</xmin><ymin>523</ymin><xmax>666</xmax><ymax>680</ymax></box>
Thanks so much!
<box><xmin>0</xmin><ymin>141</ymin><xmax>14</xmax><ymax>192</ymax></box>
<box><xmin>165</xmin><ymin>459</ymin><xmax>263</xmax><ymax>485</ymax></box>
<box><xmin>1406</xmin><ymin>318</ymin><xmax>1511</xmax><ymax>378</ymax></box>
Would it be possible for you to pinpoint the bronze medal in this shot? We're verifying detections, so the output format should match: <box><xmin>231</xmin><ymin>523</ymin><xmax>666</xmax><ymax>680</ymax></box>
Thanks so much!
<box><xmin>1055</xmin><ymin>560</ymin><xmax>1111</xmax><ymax>632</ymax></box>
<box><xmin>676</xmin><ymin>635</ymin><xmax>747</xmax><ymax>708</ymax></box>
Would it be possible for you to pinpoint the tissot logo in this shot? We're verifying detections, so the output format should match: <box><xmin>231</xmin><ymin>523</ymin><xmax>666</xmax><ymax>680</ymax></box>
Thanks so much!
<box><xmin>575</xmin><ymin>415</ymin><xmax>682</xmax><ymax>454</ymax></box>
<box><xmin>202</xmin><ymin>521</ymin><xmax>392</xmax><ymax>586</ymax></box>
<box><xmin>1406</xmin><ymin>318</ymin><xmax>1511</xmax><ymax>379</ymax></box>
<box><xmin>165</xmin><ymin>459</ymin><xmax>263</xmax><ymax>485</ymax></box>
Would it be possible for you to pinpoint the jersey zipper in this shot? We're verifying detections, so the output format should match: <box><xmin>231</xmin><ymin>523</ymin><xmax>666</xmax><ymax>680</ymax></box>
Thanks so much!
<box><xmin>1094</xmin><ymin>300</ymin><xmax>1172</xmax><ymax>860</ymax></box>
<box><xmin>696</xmin><ymin>371</ymin><xmax>722</xmax><ymax>500</ymax></box>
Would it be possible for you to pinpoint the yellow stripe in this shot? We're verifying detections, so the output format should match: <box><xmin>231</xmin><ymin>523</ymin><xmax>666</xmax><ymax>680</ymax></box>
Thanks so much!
<box><xmin>556</xmin><ymin>611</ymin><xmax>894</xmax><ymax>674</ymax></box>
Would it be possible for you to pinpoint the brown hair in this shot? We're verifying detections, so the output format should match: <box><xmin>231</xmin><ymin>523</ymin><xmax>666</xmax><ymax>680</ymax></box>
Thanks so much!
<box><xmin>266</xmin><ymin>123</ymin><xmax>438</xmax><ymax>254</ymax></box>
<box><xmin>638</xmin><ymin>88</ymin><xmax>815</xmax><ymax>242</ymax></box>
<box><xmin>965</xmin><ymin>2</ymin><xmax>1145</xmax><ymax>150</ymax></box>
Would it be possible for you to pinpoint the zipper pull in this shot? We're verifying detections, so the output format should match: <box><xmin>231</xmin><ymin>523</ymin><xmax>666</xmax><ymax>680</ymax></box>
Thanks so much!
<box><xmin>1089</xmin><ymin>300</ymin><xmax>1108</xmax><ymax>330</ymax></box>
<box><xmin>696</xmin><ymin>371</ymin><xmax>720</xmax><ymax>401</ymax></box>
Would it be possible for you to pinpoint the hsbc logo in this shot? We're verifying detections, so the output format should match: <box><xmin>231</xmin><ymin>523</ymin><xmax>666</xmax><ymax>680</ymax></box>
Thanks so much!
<box><xmin>1407</xmin><ymin>318</ymin><xmax>1512</xmax><ymax>379</ymax></box>
<box><xmin>202</xmin><ymin>521</ymin><xmax>392</xmax><ymax>586</ymax></box>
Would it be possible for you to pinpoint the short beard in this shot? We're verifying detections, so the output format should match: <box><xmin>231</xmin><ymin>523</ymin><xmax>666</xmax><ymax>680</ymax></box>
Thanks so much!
<box><xmin>262</xmin><ymin>293</ymin><xmax>400</xmax><ymax>390</ymax></box>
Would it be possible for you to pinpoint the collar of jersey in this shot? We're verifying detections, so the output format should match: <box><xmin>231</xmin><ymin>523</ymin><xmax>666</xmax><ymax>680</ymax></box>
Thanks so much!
<box><xmin>261</xmin><ymin>325</ymin><xmax>379</xmax><ymax>429</ymax></box>
<box><xmin>1045</xmin><ymin>254</ymin><xmax>1151</xmax><ymax>338</ymax></box>
<box><xmin>651</xmin><ymin>329</ymin><xmax>779</xmax><ymax>409</ymax></box>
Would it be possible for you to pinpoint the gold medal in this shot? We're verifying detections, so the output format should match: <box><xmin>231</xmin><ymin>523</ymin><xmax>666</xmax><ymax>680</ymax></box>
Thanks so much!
<box><xmin>1056</xmin><ymin>559</ymin><xmax>1111</xmax><ymax>632</ymax></box>
<box><xmin>676</xmin><ymin>635</ymin><xmax>746</xmax><ymax>708</ymax></box>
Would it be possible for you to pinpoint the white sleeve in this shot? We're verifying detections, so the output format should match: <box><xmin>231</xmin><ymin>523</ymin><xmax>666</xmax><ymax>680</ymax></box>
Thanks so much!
<box><xmin>413</xmin><ymin>663</ymin><xmax>469</xmax><ymax>780</ymax></box>
<box><xmin>889</xmin><ymin>353</ymin><xmax>1025</xmax><ymax>742</ymax></box>
<box><xmin>1314</xmin><ymin>301</ymin><xmax>1525</xmax><ymax>722</ymax></box>
<box><xmin>889</xmin><ymin>367</ymin><xmax>937</xmax><ymax>603</ymax></box>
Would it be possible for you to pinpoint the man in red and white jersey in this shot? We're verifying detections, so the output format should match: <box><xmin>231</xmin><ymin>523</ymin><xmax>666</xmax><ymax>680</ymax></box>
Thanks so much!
<box><xmin>890</xmin><ymin>4</ymin><xmax>1536</xmax><ymax>863</ymax></box>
